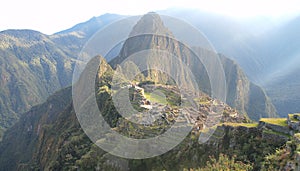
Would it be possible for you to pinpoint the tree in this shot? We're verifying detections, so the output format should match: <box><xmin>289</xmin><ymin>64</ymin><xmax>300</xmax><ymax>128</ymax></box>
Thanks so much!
<box><xmin>184</xmin><ymin>154</ymin><xmax>253</xmax><ymax>171</ymax></box>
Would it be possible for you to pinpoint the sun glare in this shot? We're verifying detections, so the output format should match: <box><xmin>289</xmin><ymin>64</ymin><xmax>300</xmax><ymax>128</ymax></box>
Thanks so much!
<box><xmin>0</xmin><ymin>0</ymin><xmax>300</xmax><ymax>34</ymax></box>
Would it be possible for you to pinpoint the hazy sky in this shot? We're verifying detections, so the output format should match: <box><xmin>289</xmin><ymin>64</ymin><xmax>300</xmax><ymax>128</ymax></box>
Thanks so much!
<box><xmin>1</xmin><ymin>0</ymin><xmax>300</xmax><ymax>34</ymax></box>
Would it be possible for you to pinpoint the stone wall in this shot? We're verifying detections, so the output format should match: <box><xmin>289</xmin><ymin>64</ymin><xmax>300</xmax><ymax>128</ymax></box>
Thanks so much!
<box><xmin>262</xmin><ymin>131</ymin><xmax>289</xmax><ymax>142</ymax></box>
<box><xmin>287</xmin><ymin>114</ymin><xmax>300</xmax><ymax>132</ymax></box>
<box><xmin>259</xmin><ymin>121</ymin><xmax>291</xmax><ymax>135</ymax></box>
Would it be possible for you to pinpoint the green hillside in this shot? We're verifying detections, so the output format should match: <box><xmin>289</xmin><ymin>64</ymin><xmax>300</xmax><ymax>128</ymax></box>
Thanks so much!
<box><xmin>0</xmin><ymin>30</ymin><xmax>76</xmax><ymax>132</ymax></box>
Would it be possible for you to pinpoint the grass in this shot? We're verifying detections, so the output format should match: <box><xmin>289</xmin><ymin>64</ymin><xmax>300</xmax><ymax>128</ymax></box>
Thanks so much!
<box><xmin>144</xmin><ymin>92</ymin><xmax>168</xmax><ymax>105</ymax></box>
<box><xmin>221</xmin><ymin>122</ymin><xmax>259</xmax><ymax>128</ymax></box>
<box><xmin>260</xmin><ymin>118</ymin><xmax>288</xmax><ymax>127</ymax></box>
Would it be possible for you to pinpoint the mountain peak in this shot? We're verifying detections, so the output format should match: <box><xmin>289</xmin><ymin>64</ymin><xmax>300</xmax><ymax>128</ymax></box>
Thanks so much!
<box><xmin>129</xmin><ymin>12</ymin><xmax>173</xmax><ymax>37</ymax></box>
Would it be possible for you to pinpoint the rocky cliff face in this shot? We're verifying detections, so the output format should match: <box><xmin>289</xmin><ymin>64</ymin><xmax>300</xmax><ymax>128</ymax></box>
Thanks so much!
<box><xmin>219</xmin><ymin>55</ymin><xmax>278</xmax><ymax>120</ymax></box>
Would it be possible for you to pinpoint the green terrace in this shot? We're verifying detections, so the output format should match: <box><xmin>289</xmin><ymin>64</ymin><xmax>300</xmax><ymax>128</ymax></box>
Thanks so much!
<box><xmin>144</xmin><ymin>92</ymin><xmax>168</xmax><ymax>105</ymax></box>
<box><xmin>143</xmin><ymin>86</ymin><xmax>181</xmax><ymax>106</ymax></box>
<box><xmin>221</xmin><ymin>122</ymin><xmax>259</xmax><ymax>128</ymax></box>
<box><xmin>263</xmin><ymin>129</ymin><xmax>290</xmax><ymax>138</ymax></box>
<box><xmin>259</xmin><ymin>118</ymin><xmax>288</xmax><ymax>127</ymax></box>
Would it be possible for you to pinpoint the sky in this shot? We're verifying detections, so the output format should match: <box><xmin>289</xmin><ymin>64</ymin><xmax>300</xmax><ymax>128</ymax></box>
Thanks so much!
<box><xmin>1</xmin><ymin>0</ymin><xmax>300</xmax><ymax>35</ymax></box>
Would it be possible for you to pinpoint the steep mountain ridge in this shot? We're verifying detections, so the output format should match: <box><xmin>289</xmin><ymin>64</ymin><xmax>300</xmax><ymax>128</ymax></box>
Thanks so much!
<box><xmin>0</xmin><ymin>30</ymin><xmax>75</xmax><ymax>131</ymax></box>
<box><xmin>50</xmin><ymin>14</ymin><xmax>123</xmax><ymax>59</ymax></box>
<box><xmin>0</xmin><ymin>56</ymin><xmax>116</xmax><ymax>170</ymax></box>
<box><xmin>56</xmin><ymin>13</ymin><xmax>122</xmax><ymax>37</ymax></box>
<box><xmin>0</xmin><ymin>87</ymin><xmax>79</xmax><ymax>171</ymax></box>
<box><xmin>0</xmin><ymin>14</ymin><xmax>124</xmax><ymax>133</ymax></box>
<box><xmin>218</xmin><ymin>54</ymin><xmax>277</xmax><ymax>120</ymax></box>
<box><xmin>129</xmin><ymin>12</ymin><xmax>173</xmax><ymax>37</ymax></box>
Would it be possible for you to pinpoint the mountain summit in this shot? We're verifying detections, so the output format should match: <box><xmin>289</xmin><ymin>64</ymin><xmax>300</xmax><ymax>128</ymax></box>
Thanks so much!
<box><xmin>129</xmin><ymin>12</ymin><xmax>173</xmax><ymax>37</ymax></box>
